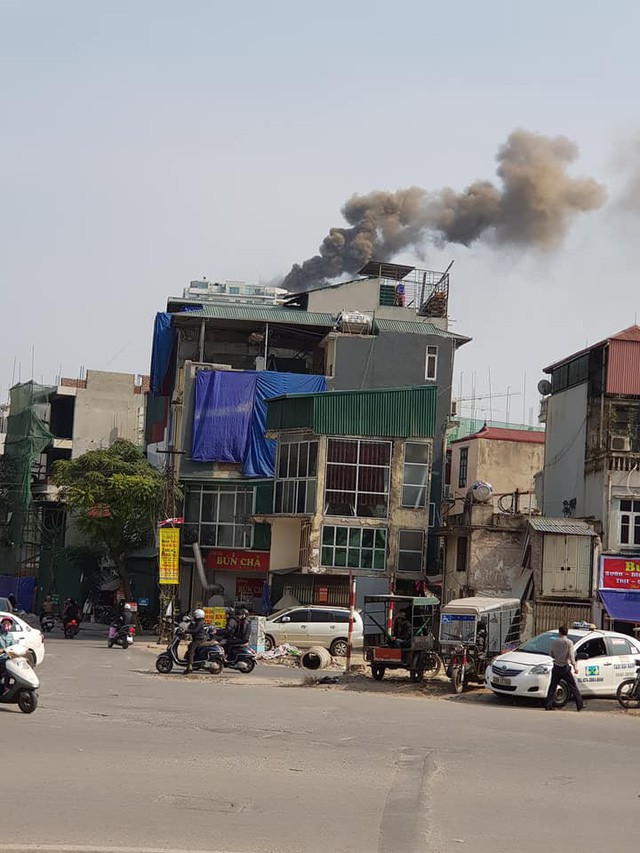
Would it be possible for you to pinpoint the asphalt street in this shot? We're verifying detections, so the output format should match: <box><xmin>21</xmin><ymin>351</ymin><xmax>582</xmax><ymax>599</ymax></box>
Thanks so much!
<box><xmin>2</xmin><ymin>626</ymin><xmax>639</xmax><ymax>853</ymax></box>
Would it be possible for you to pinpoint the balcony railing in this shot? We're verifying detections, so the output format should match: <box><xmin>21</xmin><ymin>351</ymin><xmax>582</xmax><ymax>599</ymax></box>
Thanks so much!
<box><xmin>608</xmin><ymin>453</ymin><xmax>640</xmax><ymax>472</ymax></box>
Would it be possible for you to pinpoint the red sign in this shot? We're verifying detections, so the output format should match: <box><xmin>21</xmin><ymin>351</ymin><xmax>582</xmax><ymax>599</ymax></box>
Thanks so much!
<box><xmin>236</xmin><ymin>578</ymin><xmax>265</xmax><ymax>598</ymax></box>
<box><xmin>601</xmin><ymin>556</ymin><xmax>640</xmax><ymax>591</ymax></box>
<box><xmin>205</xmin><ymin>549</ymin><xmax>270</xmax><ymax>573</ymax></box>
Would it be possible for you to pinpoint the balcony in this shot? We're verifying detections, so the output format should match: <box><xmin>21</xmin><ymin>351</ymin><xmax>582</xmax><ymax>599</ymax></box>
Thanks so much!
<box><xmin>608</xmin><ymin>453</ymin><xmax>640</xmax><ymax>472</ymax></box>
<box><xmin>31</xmin><ymin>482</ymin><xmax>61</xmax><ymax>503</ymax></box>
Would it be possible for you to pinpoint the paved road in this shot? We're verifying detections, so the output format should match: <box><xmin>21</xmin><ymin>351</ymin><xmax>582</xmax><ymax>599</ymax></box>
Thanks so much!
<box><xmin>2</xmin><ymin>627</ymin><xmax>639</xmax><ymax>853</ymax></box>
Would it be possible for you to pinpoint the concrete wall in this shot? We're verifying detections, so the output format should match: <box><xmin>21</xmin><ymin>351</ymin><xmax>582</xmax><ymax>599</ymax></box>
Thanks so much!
<box><xmin>542</xmin><ymin>383</ymin><xmax>588</xmax><ymax>517</ymax></box>
<box><xmin>269</xmin><ymin>517</ymin><xmax>302</xmax><ymax>570</ymax></box>
<box><xmin>72</xmin><ymin>371</ymin><xmax>145</xmax><ymax>458</ymax></box>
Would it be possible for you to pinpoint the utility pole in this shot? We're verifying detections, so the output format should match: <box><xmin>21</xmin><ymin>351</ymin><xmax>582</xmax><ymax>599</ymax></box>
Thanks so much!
<box><xmin>156</xmin><ymin>445</ymin><xmax>183</xmax><ymax>644</ymax></box>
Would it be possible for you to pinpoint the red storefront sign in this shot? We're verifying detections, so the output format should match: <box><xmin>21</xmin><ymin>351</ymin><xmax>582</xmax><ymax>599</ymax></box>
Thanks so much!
<box><xmin>236</xmin><ymin>578</ymin><xmax>265</xmax><ymax>598</ymax></box>
<box><xmin>205</xmin><ymin>549</ymin><xmax>270</xmax><ymax>573</ymax></box>
<box><xmin>600</xmin><ymin>555</ymin><xmax>640</xmax><ymax>591</ymax></box>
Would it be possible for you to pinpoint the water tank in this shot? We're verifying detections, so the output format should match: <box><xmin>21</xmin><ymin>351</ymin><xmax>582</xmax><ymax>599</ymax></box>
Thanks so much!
<box><xmin>336</xmin><ymin>311</ymin><xmax>372</xmax><ymax>334</ymax></box>
<box><xmin>469</xmin><ymin>481</ymin><xmax>493</xmax><ymax>503</ymax></box>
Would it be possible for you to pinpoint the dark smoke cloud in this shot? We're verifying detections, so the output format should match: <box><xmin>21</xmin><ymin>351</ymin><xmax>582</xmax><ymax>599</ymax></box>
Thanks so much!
<box><xmin>282</xmin><ymin>129</ymin><xmax>605</xmax><ymax>292</ymax></box>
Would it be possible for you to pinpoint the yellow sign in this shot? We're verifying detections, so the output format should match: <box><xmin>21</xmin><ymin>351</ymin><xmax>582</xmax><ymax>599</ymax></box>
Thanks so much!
<box><xmin>204</xmin><ymin>606</ymin><xmax>227</xmax><ymax>628</ymax></box>
<box><xmin>158</xmin><ymin>527</ymin><xmax>180</xmax><ymax>584</ymax></box>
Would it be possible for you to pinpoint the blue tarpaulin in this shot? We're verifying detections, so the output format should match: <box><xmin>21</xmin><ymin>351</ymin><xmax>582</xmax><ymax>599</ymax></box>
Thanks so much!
<box><xmin>600</xmin><ymin>590</ymin><xmax>640</xmax><ymax>622</ymax></box>
<box><xmin>150</xmin><ymin>313</ymin><xmax>175</xmax><ymax>394</ymax></box>
<box><xmin>0</xmin><ymin>576</ymin><xmax>35</xmax><ymax>612</ymax></box>
<box><xmin>243</xmin><ymin>372</ymin><xmax>325</xmax><ymax>477</ymax></box>
<box><xmin>192</xmin><ymin>371</ymin><xmax>258</xmax><ymax>463</ymax></box>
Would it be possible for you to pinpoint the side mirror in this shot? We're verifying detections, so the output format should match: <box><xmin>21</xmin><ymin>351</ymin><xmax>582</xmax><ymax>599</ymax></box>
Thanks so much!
<box><xmin>281</xmin><ymin>616</ymin><xmax>290</xmax><ymax>623</ymax></box>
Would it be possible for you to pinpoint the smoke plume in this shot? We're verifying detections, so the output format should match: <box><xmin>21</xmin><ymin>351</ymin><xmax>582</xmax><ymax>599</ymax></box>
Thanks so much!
<box><xmin>282</xmin><ymin>129</ymin><xmax>605</xmax><ymax>291</ymax></box>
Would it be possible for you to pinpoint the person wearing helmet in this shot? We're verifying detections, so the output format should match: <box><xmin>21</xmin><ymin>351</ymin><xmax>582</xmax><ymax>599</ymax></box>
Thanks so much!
<box><xmin>184</xmin><ymin>608</ymin><xmax>207</xmax><ymax>674</ymax></box>
<box><xmin>0</xmin><ymin>617</ymin><xmax>17</xmax><ymax>694</ymax></box>
<box><xmin>62</xmin><ymin>598</ymin><xmax>81</xmax><ymax>633</ymax></box>
<box><xmin>226</xmin><ymin>607</ymin><xmax>251</xmax><ymax>658</ymax></box>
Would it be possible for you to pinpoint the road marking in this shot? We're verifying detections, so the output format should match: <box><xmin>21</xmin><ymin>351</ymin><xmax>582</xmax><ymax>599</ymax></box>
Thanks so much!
<box><xmin>377</xmin><ymin>749</ymin><xmax>436</xmax><ymax>853</ymax></box>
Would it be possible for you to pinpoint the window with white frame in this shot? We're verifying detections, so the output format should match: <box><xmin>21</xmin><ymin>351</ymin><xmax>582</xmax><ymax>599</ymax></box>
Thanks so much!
<box><xmin>619</xmin><ymin>499</ymin><xmax>640</xmax><ymax>547</ymax></box>
<box><xmin>321</xmin><ymin>525</ymin><xmax>387</xmax><ymax>570</ymax></box>
<box><xmin>274</xmin><ymin>439</ymin><xmax>318</xmax><ymax>514</ymax></box>
<box><xmin>325</xmin><ymin>439</ymin><xmax>391</xmax><ymax>518</ymax></box>
<box><xmin>184</xmin><ymin>484</ymin><xmax>254</xmax><ymax>548</ymax></box>
<box><xmin>397</xmin><ymin>529</ymin><xmax>425</xmax><ymax>572</ymax></box>
<box><xmin>425</xmin><ymin>345</ymin><xmax>438</xmax><ymax>381</ymax></box>
<box><xmin>402</xmin><ymin>441</ymin><xmax>431</xmax><ymax>508</ymax></box>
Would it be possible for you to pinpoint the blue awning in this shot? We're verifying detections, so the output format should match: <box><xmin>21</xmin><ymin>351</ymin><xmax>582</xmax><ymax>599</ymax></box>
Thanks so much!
<box><xmin>600</xmin><ymin>590</ymin><xmax>640</xmax><ymax>622</ymax></box>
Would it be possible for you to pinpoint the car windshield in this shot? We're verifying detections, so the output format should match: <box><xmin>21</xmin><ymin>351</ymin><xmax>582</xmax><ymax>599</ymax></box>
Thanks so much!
<box><xmin>517</xmin><ymin>631</ymin><xmax>582</xmax><ymax>655</ymax></box>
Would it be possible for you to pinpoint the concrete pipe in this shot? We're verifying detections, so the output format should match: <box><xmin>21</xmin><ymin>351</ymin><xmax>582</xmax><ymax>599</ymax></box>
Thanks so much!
<box><xmin>301</xmin><ymin>646</ymin><xmax>333</xmax><ymax>670</ymax></box>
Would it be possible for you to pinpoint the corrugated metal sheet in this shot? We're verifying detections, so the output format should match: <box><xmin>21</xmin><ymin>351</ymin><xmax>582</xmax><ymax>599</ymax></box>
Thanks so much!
<box><xmin>266</xmin><ymin>385</ymin><xmax>437</xmax><ymax>438</ymax></box>
<box><xmin>375</xmin><ymin>318</ymin><xmax>469</xmax><ymax>341</ymax></box>
<box><xmin>606</xmin><ymin>338</ymin><xmax>640</xmax><ymax>395</ymax></box>
<box><xmin>172</xmin><ymin>303</ymin><xmax>336</xmax><ymax>327</ymax></box>
<box><xmin>528</xmin><ymin>518</ymin><xmax>596</xmax><ymax>536</ymax></box>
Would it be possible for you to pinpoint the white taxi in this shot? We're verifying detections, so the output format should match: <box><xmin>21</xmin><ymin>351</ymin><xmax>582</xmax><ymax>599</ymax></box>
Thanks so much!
<box><xmin>486</xmin><ymin>626</ymin><xmax>640</xmax><ymax>706</ymax></box>
<box><xmin>0</xmin><ymin>611</ymin><xmax>45</xmax><ymax>666</ymax></box>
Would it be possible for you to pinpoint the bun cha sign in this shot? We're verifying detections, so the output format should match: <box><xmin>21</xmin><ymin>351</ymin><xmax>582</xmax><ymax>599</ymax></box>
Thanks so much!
<box><xmin>205</xmin><ymin>549</ymin><xmax>270</xmax><ymax>574</ymax></box>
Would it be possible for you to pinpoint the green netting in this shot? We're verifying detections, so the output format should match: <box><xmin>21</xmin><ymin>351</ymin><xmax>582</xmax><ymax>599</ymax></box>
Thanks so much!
<box><xmin>4</xmin><ymin>381</ymin><xmax>54</xmax><ymax>548</ymax></box>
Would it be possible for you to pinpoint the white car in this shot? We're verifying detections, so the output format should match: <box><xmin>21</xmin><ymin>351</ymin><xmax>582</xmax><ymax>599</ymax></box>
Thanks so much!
<box><xmin>0</xmin><ymin>611</ymin><xmax>45</xmax><ymax>666</ymax></box>
<box><xmin>486</xmin><ymin>627</ymin><xmax>640</xmax><ymax>706</ymax></box>
<box><xmin>264</xmin><ymin>606</ymin><xmax>364</xmax><ymax>656</ymax></box>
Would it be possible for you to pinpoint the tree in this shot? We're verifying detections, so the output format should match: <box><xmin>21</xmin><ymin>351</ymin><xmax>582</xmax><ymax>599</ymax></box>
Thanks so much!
<box><xmin>53</xmin><ymin>440</ymin><xmax>165</xmax><ymax>598</ymax></box>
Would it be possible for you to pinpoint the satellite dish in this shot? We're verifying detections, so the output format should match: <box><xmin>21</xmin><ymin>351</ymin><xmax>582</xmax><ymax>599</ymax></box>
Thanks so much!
<box><xmin>537</xmin><ymin>379</ymin><xmax>552</xmax><ymax>396</ymax></box>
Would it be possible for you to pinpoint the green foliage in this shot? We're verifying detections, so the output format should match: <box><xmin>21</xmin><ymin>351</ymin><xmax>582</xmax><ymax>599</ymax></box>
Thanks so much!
<box><xmin>52</xmin><ymin>440</ymin><xmax>164</xmax><ymax>589</ymax></box>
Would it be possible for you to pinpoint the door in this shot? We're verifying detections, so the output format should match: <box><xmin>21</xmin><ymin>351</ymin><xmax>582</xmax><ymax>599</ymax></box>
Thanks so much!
<box><xmin>541</xmin><ymin>535</ymin><xmax>566</xmax><ymax>596</ymax></box>
<box><xmin>307</xmin><ymin>609</ymin><xmax>336</xmax><ymax>648</ymax></box>
<box><xmin>564</xmin><ymin>537</ymin><xmax>591</xmax><ymax>596</ymax></box>
<box><xmin>574</xmin><ymin>636</ymin><xmax>613</xmax><ymax>696</ymax></box>
<box><xmin>275</xmin><ymin>609</ymin><xmax>310</xmax><ymax>646</ymax></box>
<box><xmin>606</xmin><ymin>635</ymin><xmax>640</xmax><ymax>694</ymax></box>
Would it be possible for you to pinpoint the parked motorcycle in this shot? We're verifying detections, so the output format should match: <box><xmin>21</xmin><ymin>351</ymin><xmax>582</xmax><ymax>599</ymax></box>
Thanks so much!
<box><xmin>108</xmin><ymin>624</ymin><xmax>135</xmax><ymax>650</ymax></box>
<box><xmin>41</xmin><ymin>615</ymin><xmax>56</xmax><ymax>633</ymax></box>
<box><xmin>155</xmin><ymin>627</ymin><xmax>225</xmax><ymax>675</ymax></box>
<box><xmin>0</xmin><ymin>649</ymin><xmax>39</xmax><ymax>713</ymax></box>
<box><xmin>64</xmin><ymin>618</ymin><xmax>80</xmax><ymax>639</ymax></box>
<box><xmin>617</xmin><ymin>658</ymin><xmax>640</xmax><ymax>709</ymax></box>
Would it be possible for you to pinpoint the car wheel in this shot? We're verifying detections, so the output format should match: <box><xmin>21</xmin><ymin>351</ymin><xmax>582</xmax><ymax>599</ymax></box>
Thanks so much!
<box><xmin>330</xmin><ymin>638</ymin><xmax>348</xmax><ymax>657</ymax></box>
<box><xmin>26</xmin><ymin>649</ymin><xmax>37</xmax><ymax>667</ymax></box>
<box><xmin>264</xmin><ymin>635</ymin><xmax>275</xmax><ymax>652</ymax></box>
<box><xmin>371</xmin><ymin>664</ymin><xmax>385</xmax><ymax>681</ymax></box>
<box><xmin>553</xmin><ymin>680</ymin><xmax>570</xmax><ymax>708</ymax></box>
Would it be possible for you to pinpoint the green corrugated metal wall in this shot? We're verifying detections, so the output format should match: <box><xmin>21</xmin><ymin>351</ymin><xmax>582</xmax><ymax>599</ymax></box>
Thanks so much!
<box><xmin>266</xmin><ymin>386</ymin><xmax>437</xmax><ymax>438</ymax></box>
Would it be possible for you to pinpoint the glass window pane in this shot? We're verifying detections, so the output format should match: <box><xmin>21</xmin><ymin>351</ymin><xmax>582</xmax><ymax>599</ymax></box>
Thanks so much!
<box><xmin>621</xmin><ymin>517</ymin><xmax>630</xmax><ymax>544</ymax></box>
<box><xmin>288</xmin><ymin>443</ymin><xmax>299</xmax><ymax>478</ymax></box>
<box><xmin>348</xmin><ymin>528</ymin><xmax>360</xmax><ymax>547</ymax></box>
<box><xmin>360</xmin><ymin>549</ymin><xmax>373</xmax><ymax>569</ymax></box>
<box><xmin>328</xmin><ymin>439</ymin><xmax>357</xmax><ymax>465</ymax></box>
<box><xmin>399</xmin><ymin>551</ymin><xmax>422</xmax><ymax>572</ymax></box>
<box><xmin>325</xmin><ymin>465</ymin><xmax>357</xmax><ymax>491</ymax></box>
<box><xmin>635</xmin><ymin>517</ymin><xmax>640</xmax><ymax>546</ymax></box>
<box><xmin>185</xmin><ymin>489</ymin><xmax>201</xmax><ymax>522</ymax></box>
<box><xmin>298</xmin><ymin>443</ymin><xmax>309</xmax><ymax>477</ymax></box>
<box><xmin>275</xmin><ymin>481</ymin><xmax>283</xmax><ymax>512</ymax></box>
<box><xmin>335</xmin><ymin>527</ymin><xmax>348</xmax><ymax>546</ymax></box>
<box><xmin>356</xmin><ymin>495</ymin><xmax>387</xmax><ymax>518</ymax></box>
<box><xmin>305</xmin><ymin>481</ymin><xmax>316</xmax><ymax>513</ymax></box>
<box><xmin>334</xmin><ymin>548</ymin><xmax>347</xmax><ymax>567</ymax></box>
<box><xmin>358</xmin><ymin>466</ymin><xmax>389</xmax><ymax>493</ymax></box>
<box><xmin>362</xmin><ymin>529</ymin><xmax>374</xmax><ymax>548</ymax></box>
<box><xmin>201</xmin><ymin>526</ymin><xmax>217</xmax><ymax>546</ymax></box>
<box><xmin>402</xmin><ymin>485</ymin><xmax>426</xmax><ymax>508</ymax></box>
<box><xmin>404</xmin><ymin>465</ymin><xmax>428</xmax><ymax>485</ymax></box>
<box><xmin>220</xmin><ymin>490</ymin><xmax>236</xmax><ymax>521</ymax></box>
<box><xmin>373</xmin><ymin>550</ymin><xmax>385</xmax><ymax>570</ymax></box>
<box><xmin>322</xmin><ymin>526</ymin><xmax>335</xmax><ymax>545</ymax></box>
<box><xmin>405</xmin><ymin>442</ymin><xmax>430</xmax><ymax>464</ymax></box>
<box><xmin>217</xmin><ymin>525</ymin><xmax>234</xmax><ymax>546</ymax></box>
<box><xmin>359</xmin><ymin>441</ymin><xmax>391</xmax><ymax>466</ymax></box>
<box><xmin>321</xmin><ymin>547</ymin><xmax>333</xmax><ymax>565</ymax></box>
<box><xmin>278</xmin><ymin>445</ymin><xmax>288</xmax><ymax>478</ymax></box>
<box><xmin>621</xmin><ymin>499</ymin><xmax>632</xmax><ymax>512</ymax></box>
<box><xmin>308</xmin><ymin>442</ymin><xmax>318</xmax><ymax>476</ymax></box>
<box><xmin>374</xmin><ymin>529</ymin><xmax>387</xmax><ymax>549</ymax></box>
<box><xmin>296</xmin><ymin>482</ymin><xmax>306</xmax><ymax>514</ymax></box>
<box><xmin>202</xmin><ymin>492</ymin><xmax>217</xmax><ymax>522</ymax></box>
<box><xmin>347</xmin><ymin>548</ymin><xmax>360</xmax><ymax>567</ymax></box>
<box><xmin>399</xmin><ymin>530</ymin><xmax>424</xmax><ymax>551</ymax></box>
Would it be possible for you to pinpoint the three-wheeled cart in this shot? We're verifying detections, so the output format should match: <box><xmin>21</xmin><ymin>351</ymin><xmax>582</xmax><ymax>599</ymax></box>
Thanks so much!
<box><xmin>363</xmin><ymin>594</ymin><xmax>441</xmax><ymax>683</ymax></box>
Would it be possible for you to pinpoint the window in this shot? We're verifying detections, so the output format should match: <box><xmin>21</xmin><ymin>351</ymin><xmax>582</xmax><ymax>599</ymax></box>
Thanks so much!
<box><xmin>321</xmin><ymin>525</ymin><xmax>387</xmax><ymax>571</ymax></box>
<box><xmin>576</xmin><ymin>638</ymin><xmax>607</xmax><ymax>659</ymax></box>
<box><xmin>608</xmin><ymin>636</ymin><xmax>636</xmax><ymax>656</ymax></box>
<box><xmin>310</xmin><ymin>610</ymin><xmax>334</xmax><ymax>623</ymax></box>
<box><xmin>456</xmin><ymin>536</ymin><xmax>468</xmax><ymax>573</ymax></box>
<box><xmin>402</xmin><ymin>442</ymin><xmax>431</xmax><ymax>508</ymax></box>
<box><xmin>280</xmin><ymin>609</ymin><xmax>309</xmax><ymax>623</ymax></box>
<box><xmin>425</xmin><ymin>346</ymin><xmax>438</xmax><ymax>381</ymax></box>
<box><xmin>274</xmin><ymin>439</ymin><xmax>318</xmax><ymax>514</ymax></box>
<box><xmin>398</xmin><ymin>529</ymin><xmax>425</xmax><ymax>573</ymax></box>
<box><xmin>458</xmin><ymin>447</ymin><xmax>469</xmax><ymax>489</ymax></box>
<box><xmin>325</xmin><ymin>439</ymin><xmax>391</xmax><ymax>518</ymax></box>
<box><xmin>184</xmin><ymin>484</ymin><xmax>254</xmax><ymax>549</ymax></box>
<box><xmin>619</xmin><ymin>499</ymin><xmax>640</xmax><ymax>547</ymax></box>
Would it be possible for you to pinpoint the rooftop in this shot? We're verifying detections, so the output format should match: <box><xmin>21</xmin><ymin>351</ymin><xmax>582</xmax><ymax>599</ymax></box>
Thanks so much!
<box><xmin>544</xmin><ymin>324</ymin><xmax>640</xmax><ymax>373</ymax></box>
<box><xmin>451</xmin><ymin>425</ymin><xmax>546</xmax><ymax>445</ymax></box>
<box><xmin>528</xmin><ymin>517</ymin><xmax>596</xmax><ymax>536</ymax></box>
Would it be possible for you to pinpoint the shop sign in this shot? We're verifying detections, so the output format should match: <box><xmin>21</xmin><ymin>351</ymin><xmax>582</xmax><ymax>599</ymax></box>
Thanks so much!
<box><xmin>236</xmin><ymin>578</ymin><xmax>264</xmax><ymax>598</ymax></box>
<box><xmin>600</xmin><ymin>555</ymin><xmax>640</xmax><ymax>591</ymax></box>
<box><xmin>158</xmin><ymin>527</ymin><xmax>180</xmax><ymax>584</ymax></box>
<box><xmin>203</xmin><ymin>606</ymin><xmax>227</xmax><ymax>628</ymax></box>
<box><xmin>205</xmin><ymin>549</ymin><xmax>269</xmax><ymax>573</ymax></box>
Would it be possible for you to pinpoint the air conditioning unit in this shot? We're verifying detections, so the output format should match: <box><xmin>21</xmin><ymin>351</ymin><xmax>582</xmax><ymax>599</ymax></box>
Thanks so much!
<box><xmin>610</xmin><ymin>435</ymin><xmax>631</xmax><ymax>452</ymax></box>
<box><xmin>443</xmin><ymin>484</ymin><xmax>452</xmax><ymax>500</ymax></box>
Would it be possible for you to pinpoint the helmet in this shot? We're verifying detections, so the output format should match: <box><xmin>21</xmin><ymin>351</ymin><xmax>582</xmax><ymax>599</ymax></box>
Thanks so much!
<box><xmin>193</xmin><ymin>608</ymin><xmax>205</xmax><ymax>620</ymax></box>
<box><xmin>236</xmin><ymin>608</ymin><xmax>249</xmax><ymax>618</ymax></box>
<box><xmin>123</xmin><ymin>603</ymin><xmax>132</xmax><ymax>611</ymax></box>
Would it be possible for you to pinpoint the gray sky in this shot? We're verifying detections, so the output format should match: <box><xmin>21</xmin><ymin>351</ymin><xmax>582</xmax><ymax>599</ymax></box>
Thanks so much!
<box><xmin>2</xmin><ymin>0</ymin><xmax>639</xmax><ymax>424</ymax></box>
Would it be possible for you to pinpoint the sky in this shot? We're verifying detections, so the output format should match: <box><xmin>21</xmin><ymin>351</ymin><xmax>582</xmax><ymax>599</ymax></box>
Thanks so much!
<box><xmin>1</xmin><ymin>0</ymin><xmax>640</xmax><ymax>424</ymax></box>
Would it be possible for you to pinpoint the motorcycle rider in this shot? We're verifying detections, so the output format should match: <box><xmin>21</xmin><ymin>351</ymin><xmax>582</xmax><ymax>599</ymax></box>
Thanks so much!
<box><xmin>184</xmin><ymin>608</ymin><xmax>207</xmax><ymax>674</ymax></box>
<box><xmin>115</xmin><ymin>602</ymin><xmax>135</xmax><ymax>628</ymax></box>
<box><xmin>0</xmin><ymin>617</ymin><xmax>17</xmax><ymax>695</ymax></box>
<box><xmin>62</xmin><ymin>598</ymin><xmax>81</xmax><ymax>633</ymax></box>
<box><xmin>40</xmin><ymin>595</ymin><xmax>54</xmax><ymax>629</ymax></box>
<box><xmin>226</xmin><ymin>607</ymin><xmax>251</xmax><ymax>660</ymax></box>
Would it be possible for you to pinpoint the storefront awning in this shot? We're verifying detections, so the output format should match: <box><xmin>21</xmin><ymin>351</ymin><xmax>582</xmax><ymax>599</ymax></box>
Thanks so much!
<box><xmin>600</xmin><ymin>590</ymin><xmax>640</xmax><ymax>622</ymax></box>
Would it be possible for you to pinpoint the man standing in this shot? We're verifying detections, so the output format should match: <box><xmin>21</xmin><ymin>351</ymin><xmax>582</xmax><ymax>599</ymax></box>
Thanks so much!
<box><xmin>544</xmin><ymin>625</ymin><xmax>584</xmax><ymax>711</ymax></box>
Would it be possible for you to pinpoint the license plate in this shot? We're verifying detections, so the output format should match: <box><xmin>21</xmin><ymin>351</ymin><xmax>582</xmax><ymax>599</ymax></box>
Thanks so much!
<box><xmin>493</xmin><ymin>676</ymin><xmax>511</xmax><ymax>686</ymax></box>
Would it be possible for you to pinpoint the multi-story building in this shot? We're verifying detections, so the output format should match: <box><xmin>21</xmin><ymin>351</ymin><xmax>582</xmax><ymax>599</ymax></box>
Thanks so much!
<box><xmin>442</xmin><ymin>426</ymin><xmax>545</xmax><ymax>603</ymax></box>
<box><xmin>261</xmin><ymin>385</ymin><xmax>436</xmax><ymax>607</ymax></box>
<box><xmin>536</xmin><ymin>324</ymin><xmax>640</xmax><ymax>633</ymax></box>
<box><xmin>147</xmin><ymin>262</ymin><xmax>469</xmax><ymax>611</ymax></box>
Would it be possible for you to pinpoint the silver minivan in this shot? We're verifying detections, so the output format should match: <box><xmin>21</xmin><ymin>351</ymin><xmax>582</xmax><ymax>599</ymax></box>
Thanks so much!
<box><xmin>264</xmin><ymin>606</ymin><xmax>364</xmax><ymax>656</ymax></box>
